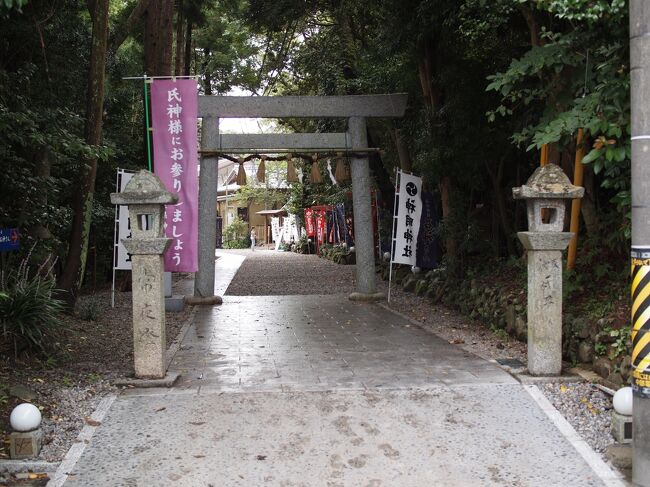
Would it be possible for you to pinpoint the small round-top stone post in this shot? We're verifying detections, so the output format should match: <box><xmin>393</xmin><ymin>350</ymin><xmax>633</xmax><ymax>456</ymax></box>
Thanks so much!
<box><xmin>513</xmin><ymin>164</ymin><xmax>584</xmax><ymax>376</ymax></box>
<box><xmin>111</xmin><ymin>170</ymin><xmax>177</xmax><ymax>379</ymax></box>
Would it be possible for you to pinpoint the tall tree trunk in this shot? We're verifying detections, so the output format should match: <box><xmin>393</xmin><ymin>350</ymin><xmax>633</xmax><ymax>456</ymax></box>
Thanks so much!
<box><xmin>439</xmin><ymin>176</ymin><xmax>456</xmax><ymax>259</ymax></box>
<box><xmin>109</xmin><ymin>0</ymin><xmax>153</xmax><ymax>52</ymax></box>
<box><xmin>183</xmin><ymin>19</ymin><xmax>192</xmax><ymax>76</ymax></box>
<box><xmin>392</xmin><ymin>128</ymin><xmax>412</xmax><ymax>172</ymax></box>
<box><xmin>144</xmin><ymin>0</ymin><xmax>174</xmax><ymax>76</ymax></box>
<box><xmin>143</xmin><ymin>5</ymin><xmax>158</xmax><ymax>75</ymax></box>
<box><xmin>203</xmin><ymin>48</ymin><xmax>212</xmax><ymax>95</ymax></box>
<box><xmin>519</xmin><ymin>5</ymin><xmax>542</xmax><ymax>47</ymax></box>
<box><xmin>158</xmin><ymin>0</ymin><xmax>174</xmax><ymax>75</ymax></box>
<box><xmin>29</xmin><ymin>147</ymin><xmax>51</xmax><ymax>240</ymax></box>
<box><xmin>174</xmin><ymin>0</ymin><xmax>185</xmax><ymax>76</ymax></box>
<box><xmin>581</xmin><ymin>164</ymin><xmax>599</xmax><ymax>235</ymax></box>
<box><xmin>485</xmin><ymin>158</ymin><xmax>516</xmax><ymax>256</ymax></box>
<box><xmin>58</xmin><ymin>0</ymin><xmax>109</xmax><ymax>305</ymax></box>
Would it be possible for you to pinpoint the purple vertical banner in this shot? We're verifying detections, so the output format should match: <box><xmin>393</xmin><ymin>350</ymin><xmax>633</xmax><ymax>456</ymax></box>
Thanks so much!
<box><xmin>150</xmin><ymin>79</ymin><xmax>199</xmax><ymax>272</ymax></box>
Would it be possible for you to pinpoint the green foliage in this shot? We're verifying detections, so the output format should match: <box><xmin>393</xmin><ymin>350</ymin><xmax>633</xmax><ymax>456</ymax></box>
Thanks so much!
<box><xmin>194</xmin><ymin>1</ymin><xmax>263</xmax><ymax>94</ymax></box>
<box><xmin>487</xmin><ymin>1</ymin><xmax>630</xmax><ymax>243</ymax></box>
<box><xmin>0</xmin><ymin>253</ymin><xmax>66</xmax><ymax>357</ymax></box>
<box><xmin>291</xmin><ymin>235</ymin><xmax>314</xmax><ymax>254</ymax></box>
<box><xmin>223</xmin><ymin>217</ymin><xmax>251</xmax><ymax>248</ymax></box>
<box><xmin>0</xmin><ymin>0</ymin><xmax>27</xmax><ymax>15</ymax></box>
<box><xmin>318</xmin><ymin>243</ymin><xmax>355</xmax><ymax>265</ymax></box>
<box><xmin>607</xmin><ymin>326</ymin><xmax>631</xmax><ymax>360</ymax></box>
<box><xmin>78</xmin><ymin>295</ymin><xmax>102</xmax><ymax>322</ymax></box>
<box><xmin>537</xmin><ymin>0</ymin><xmax>626</xmax><ymax>23</ymax></box>
<box><xmin>235</xmin><ymin>185</ymin><xmax>287</xmax><ymax>209</ymax></box>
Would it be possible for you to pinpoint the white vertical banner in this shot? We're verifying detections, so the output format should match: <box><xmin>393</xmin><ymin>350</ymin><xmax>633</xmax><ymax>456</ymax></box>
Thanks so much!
<box><xmin>392</xmin><ymin>171</ymin><xmax>423</xmax><ymax>266</ymax></box>
<box><xmin>288</xmin><ymin>214</ymin><xmax>300</xmax><ymax>241</ymax></box>
<box><xmin>281</xmin><ymin>217</ymin><xmax>292</xmax><ymax>242</ymax></box>
<box><xmin>115</xmin><ymin>170</ymin><xmax>134</xmax><ymax>270</ymax></box>
<box><xmin>271</xmin><ymin>217</ymin><xmax>281</xmax><ymax>242</ymax></box>
<box><xmin>112</xmin><ymin>169</ymin><xmax>134</xmax><ymax>307</ymax></box>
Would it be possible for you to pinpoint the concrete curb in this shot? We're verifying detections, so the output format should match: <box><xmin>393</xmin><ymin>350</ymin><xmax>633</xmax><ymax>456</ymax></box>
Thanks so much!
<box><xmin>524</xmin><ymin>385</ymin><xmax>626</xmax><ymax>487</ymax></box>
<box><xmin>46</xmin><ymin>394</ymin><xmax>117</xmax><ymax>487</ymax></box>
<box><xmin>165</xmin><ymin>306</ymin><xmax>197</xmax><ymax>369</ymax></box>
<box><xmin>514</xmin><ymin>372</ymin><xmax>584</xmax><ymax>384</ymax></box>
<box><xmin>112</xmin><ymin>372</ymin><xmax>180</xmax><ymax>388</ymax></box>
<box><xmin>0</xmin><ymin>460</ymin><xmax>58</xmax><ymax>474</ymax></box>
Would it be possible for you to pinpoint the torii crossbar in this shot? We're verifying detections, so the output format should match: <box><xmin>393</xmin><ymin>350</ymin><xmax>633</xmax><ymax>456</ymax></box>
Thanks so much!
<box><xmin>194</xmin><ymin>94</ymin><xmax>407</xmax><ymax>302</ymax></box>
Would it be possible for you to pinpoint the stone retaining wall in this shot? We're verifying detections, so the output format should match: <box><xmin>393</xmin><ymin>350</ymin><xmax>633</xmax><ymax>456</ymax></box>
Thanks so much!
<box><xmin>379</xmin><ymin>262</ymin><xmax>631</xmax><ymax>386</ymax></box>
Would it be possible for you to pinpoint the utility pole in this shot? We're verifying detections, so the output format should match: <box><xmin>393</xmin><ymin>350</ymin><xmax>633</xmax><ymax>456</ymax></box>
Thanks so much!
<box><xmin>630</xmin><ymin>2</ymin><xmax>650</xmax><ymax>484</ymax></box>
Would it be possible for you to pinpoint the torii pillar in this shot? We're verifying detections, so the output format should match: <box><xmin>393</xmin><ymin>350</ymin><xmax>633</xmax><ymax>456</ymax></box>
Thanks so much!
<box><xmin>348</xmin><ymin>117</ymin><xmax>383</xmax><ymax>301</ymax></box>
<box><xmin>195</xmin><ymin>94</ymin><xmax>408</xmax><ymax>301</ymax></box>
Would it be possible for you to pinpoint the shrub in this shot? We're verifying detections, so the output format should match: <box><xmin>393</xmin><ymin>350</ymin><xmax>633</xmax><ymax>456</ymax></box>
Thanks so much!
<box><xmin>78</xmin><ymin>295</ymin><xmax>102</xmax><ymax>322</ymax></box>
<box><xmin>0</xmin><ymin>254</ymin><xmax>66</xmax><ymax>357</ymax></box>
<box><xmin>223</xmin><ymin>217</ymin><xmax>251</xmax><ymax>248</ymax></box>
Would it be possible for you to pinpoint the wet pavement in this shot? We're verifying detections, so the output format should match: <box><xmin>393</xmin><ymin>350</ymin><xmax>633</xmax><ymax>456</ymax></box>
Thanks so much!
<box><xmin>169</xmin><ymin>295</ymin><xmax>516</xmax><ymax>392</ymax></box>
<box><xmin>60</xmin><ymin>251</ymin><xmax>623</xmax><ymax>486</ymax></box>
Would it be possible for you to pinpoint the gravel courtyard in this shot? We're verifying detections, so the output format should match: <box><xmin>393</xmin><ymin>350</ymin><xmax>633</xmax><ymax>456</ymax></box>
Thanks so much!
<box><xmin>223</xmin><ymin>249</ymin><xmax>356</xmax><ymax>296</ymax></box>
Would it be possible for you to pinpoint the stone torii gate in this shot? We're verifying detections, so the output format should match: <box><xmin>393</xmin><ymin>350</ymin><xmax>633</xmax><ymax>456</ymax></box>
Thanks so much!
<box><xmin>192</xmin><ymin>94</ymin><xmax>407</xmax><ymax>302</ymax></box>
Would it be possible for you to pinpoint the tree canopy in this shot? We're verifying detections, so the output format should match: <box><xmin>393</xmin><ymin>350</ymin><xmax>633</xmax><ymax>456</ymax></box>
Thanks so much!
<box><xmin>0</xmin><ymin>0</ymin><xmax>632</xmax><ymax>300</ymax></box>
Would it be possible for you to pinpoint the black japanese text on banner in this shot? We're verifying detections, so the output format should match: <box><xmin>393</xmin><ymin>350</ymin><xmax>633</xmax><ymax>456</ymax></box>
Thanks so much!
<box><xmin>392</xmin><ymin>171</ymin><xmax>423</xmax><ymax>266</ymax></box>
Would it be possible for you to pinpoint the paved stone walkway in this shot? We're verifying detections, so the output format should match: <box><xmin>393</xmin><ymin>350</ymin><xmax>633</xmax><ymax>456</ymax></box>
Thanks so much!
<box><xmin>61</xmin><ymin>252</ymin><xmax>622</xmax><ymax>486</ymax></box>
<box><xmin>169</xmin><ymin>295</ymin><xmax>515</xmax><ymax>392</ymax></box>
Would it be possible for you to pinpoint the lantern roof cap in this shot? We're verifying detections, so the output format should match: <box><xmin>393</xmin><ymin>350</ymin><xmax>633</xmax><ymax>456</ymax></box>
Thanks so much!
<box><xmin>512</xmin><ymin>163</ymin><xmax>584</xmax><ymax>200</ymax></box>
<box><xmin>110</xmin><ymin>170</ymin><xmax>178</xmax><ymax>205</ymax></box>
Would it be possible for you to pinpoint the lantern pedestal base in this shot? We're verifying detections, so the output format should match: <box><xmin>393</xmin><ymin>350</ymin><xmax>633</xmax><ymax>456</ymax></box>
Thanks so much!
<box><xmin>10</xmin><ymin>429</ymin><xmax>43</xmax><ymax>460</ymax></box>
<box><xmin>612</xmin><ymin>411</ymin><xmax>633</xmax><ymax>444</ymax></box>
<box><xmin>165</xmin><ymin>295</ymin><xmax>185</xmax><ymax>312</ymax></box>
<box><xmin>518</xmin><ymin>231</ymin><xmax>573</xmax><ymax>376</ymax></box>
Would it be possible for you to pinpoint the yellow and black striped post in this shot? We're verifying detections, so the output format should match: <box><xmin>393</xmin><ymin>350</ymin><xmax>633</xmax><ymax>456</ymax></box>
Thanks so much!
<box><xmin>631</xmin><ymin>2</ymin><xmax>650</xmax><ymax>483</ymax></box>
<box><xmin>632</xmin><ymin>248</ymin><xmax>650</xmax><ymax>393</ymax></box>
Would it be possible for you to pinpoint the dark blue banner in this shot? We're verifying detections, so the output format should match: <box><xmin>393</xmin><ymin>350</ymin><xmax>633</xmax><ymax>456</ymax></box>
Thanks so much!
<box><xmin>0</xmin><ymin>228</ymin><xmax>20</xmax><ymax>252</ymax></box>
<box><xmin>416</xmin><ymin>191</ymin><xmax>440</xmax><ymax>269</ymax></box>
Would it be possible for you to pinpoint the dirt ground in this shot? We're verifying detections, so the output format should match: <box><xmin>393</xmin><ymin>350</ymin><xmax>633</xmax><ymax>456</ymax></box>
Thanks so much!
<box><xmin>0</xmin><ymin>284</ymin><xmax>193</xmax><ymax>462</ymax></box>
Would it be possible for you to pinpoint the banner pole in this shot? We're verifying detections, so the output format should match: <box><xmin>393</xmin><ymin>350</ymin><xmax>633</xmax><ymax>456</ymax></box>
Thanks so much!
<box><xmin>375</xmin><ymin>190</ymin><xmax>381</xmax><ymax>258</ymax></box>
<box><xmin>143</xmin><ymin>74</ymin><xmax>153</xmax><ymax>172</ymax></box>
<box><xmin>111</xmin><ymin>169</ymin><xmax>121</xmax><ymax>308</ymax></box>
<box><xmin>388</xmin><ymin>168</ymin><xmax>400</xmax><ymax>303</ymax></box>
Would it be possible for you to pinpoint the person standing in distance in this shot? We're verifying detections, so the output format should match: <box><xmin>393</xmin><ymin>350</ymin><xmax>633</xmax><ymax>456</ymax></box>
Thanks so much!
<box><xmin>250</xmin><ymin>228</ymin><xmax>256</xmax><ymax>251</ymax></box>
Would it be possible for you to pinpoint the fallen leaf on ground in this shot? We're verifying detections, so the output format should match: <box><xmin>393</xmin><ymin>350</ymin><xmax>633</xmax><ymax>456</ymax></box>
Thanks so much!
<box><xmin>155</xmin><ymin>407</ymin><xmax>166</xmax><ymax>412</ymax></box>
<box><xmin>189</xmin><ymin>421</ymin><xmax>205</xmax><ymax>426</ymax></box>
<box><xmin>256</xmin><ymin>455</ymin><xmax>267</xmax><ymax>460</ymax></box>
<box><xmin>193</xmin><ymin>454</ymin><xmax>205</xmax><ymax>458</ymax></box>
<box><xmin>449</xmin><ymin>339</ymin><xmax>465</xmax><ymax>344</ymax></box>
<box><xmin>84</xmin><ymin>417</ymin><xmax>101</xmax><ymax>427</ymax></box>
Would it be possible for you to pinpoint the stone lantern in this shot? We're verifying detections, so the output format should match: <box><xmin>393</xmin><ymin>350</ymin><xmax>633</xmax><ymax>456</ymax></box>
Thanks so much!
<box><xmin>513</xmin><ymin>163</ymin><xmax>584</xmax><ymax>376</ymax></box>
<box><xmin>111</xmin><ymin>170</ymin><xmax>177</xmax><ymax>379</ymax></box>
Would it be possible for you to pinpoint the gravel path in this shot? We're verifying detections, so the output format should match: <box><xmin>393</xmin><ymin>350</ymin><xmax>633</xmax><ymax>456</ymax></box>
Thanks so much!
<box><xmin>223</xmin><ymin>249</ymin><xmax>356</xmax><ymax>296</ymax></box>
